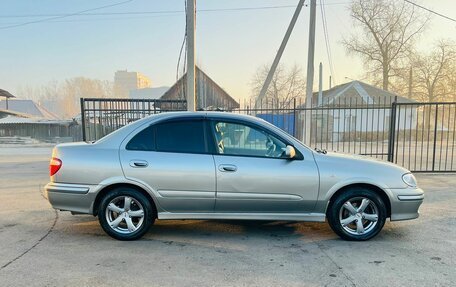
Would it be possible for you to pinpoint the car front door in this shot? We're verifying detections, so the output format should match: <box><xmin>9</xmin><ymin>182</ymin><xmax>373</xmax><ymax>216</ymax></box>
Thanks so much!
<box><xmin>120</xmin><ymin>118</ymin><xmax>216</xmax><ymax>213</ymax></box>
<box><xmin>209</xmin><ymin>119</ymin><xmax>319</xmax><ymax>213</ymax></box>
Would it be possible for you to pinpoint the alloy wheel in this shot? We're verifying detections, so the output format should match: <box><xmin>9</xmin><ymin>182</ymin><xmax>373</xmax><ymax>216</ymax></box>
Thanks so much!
<box><xmin>338</xmin><ymin>197</ymin><xmax>379</xmax><ymax>235</ymax></box>
<box><xmin>105</xmin><ymin>196</ymin><xmax>145</xmax><ymax>234</ymax></box>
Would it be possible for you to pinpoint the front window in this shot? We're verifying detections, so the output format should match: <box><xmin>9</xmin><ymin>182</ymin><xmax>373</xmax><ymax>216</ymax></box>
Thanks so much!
<box><xmin>211</xmin><ymin>121</ymin><xmax>287</xmax><ymax>158</ymax></box>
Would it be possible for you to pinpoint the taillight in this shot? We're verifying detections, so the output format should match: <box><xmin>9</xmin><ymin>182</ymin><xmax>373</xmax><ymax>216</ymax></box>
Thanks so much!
<box><xmin>50</xmin><ymin>157</ymin><xmax>62</xmax><ymax>176</ymax></box>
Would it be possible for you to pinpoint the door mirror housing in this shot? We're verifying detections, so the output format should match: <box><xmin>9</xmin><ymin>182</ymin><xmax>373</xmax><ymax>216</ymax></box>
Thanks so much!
<box><xmin>285</xmin><ymin>145</ymin><xmax>296</xmax><ymax>159</ymax></box>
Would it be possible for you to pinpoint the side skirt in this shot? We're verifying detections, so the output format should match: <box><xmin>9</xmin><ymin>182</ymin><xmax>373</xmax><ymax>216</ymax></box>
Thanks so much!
<box><xmin>158</xmin><ymin>212</ymin><xmax>326</xmax><ymax>222</ymax></box>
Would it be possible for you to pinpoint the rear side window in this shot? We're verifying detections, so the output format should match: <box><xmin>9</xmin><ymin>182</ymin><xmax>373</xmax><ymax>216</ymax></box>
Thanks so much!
<box><xmin>126</xmin><ymin>126</ymin><xmax>155</xmax><ymax>151</ymax></box>
<box><xmin>155</xmin><ymin>120</ymin><xmax>206</xmax><ymax>154</ymax></box>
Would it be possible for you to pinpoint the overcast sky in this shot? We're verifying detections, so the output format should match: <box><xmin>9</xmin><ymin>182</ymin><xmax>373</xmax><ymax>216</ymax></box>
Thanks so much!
<box><xmin>1</xmin><ymin>0</ymin><xmax>455</xmax><ymax>100</ymax></box>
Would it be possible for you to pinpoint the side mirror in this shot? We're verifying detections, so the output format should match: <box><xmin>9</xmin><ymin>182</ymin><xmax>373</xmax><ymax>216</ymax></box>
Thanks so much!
<box><xmin>285</xmin><ymin>145</ymin><xmax>296</xmax><ymax>159</ymax></box>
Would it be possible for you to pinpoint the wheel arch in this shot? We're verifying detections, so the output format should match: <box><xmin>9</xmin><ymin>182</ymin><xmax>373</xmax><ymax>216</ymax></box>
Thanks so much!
<box><xmin>326</xmin><ymin>183</ymin><xmax>391</xmax><ymax>218</ymax></box>
<box><xmin>92</xmin><ymin>183</ymin><xmax>158</xmax><ymax>217</ymax></box>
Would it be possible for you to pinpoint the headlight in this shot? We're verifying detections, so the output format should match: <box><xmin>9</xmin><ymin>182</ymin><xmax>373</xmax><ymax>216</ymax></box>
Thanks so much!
<box><xmin>402</xmin><ymin>173</ymin><xmax>417</xmax><ymax>187</ymax></box>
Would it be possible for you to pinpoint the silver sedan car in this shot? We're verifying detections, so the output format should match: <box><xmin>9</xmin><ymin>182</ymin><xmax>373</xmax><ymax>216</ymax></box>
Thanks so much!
<box><xmin>45</xmin><ymin>112</ymin><xmax>424</xmax><ymax>241</ymax></box>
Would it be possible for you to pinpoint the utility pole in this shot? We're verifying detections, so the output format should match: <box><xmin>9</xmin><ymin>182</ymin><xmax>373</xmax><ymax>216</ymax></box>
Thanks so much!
<box><xmin>186</xmin><ymin>0</ymin><xmax>196</xmax><ymax>111</ymax></box>
<box><xmin>254</xmin><ymin>0</ymin><xmax>305</xmax><ymax>109</ymax></box>
<box><xmin>305</xmin><ymin>0</ymin><xmax>316</xmax><ymax>145</ymax></box>
<box><xmin>318</xmin><ymin>62</ymin><xmax>323</xmax><ymax>106</ymax></box>
<box><xmin>408</xmin><ymin>67</ymin><xmax>413</xmax><ymax>99</ymax></box>
<box><xmin>329</xmin><ymin>75</ymin><xmax>332</xmax><ymax>89</ymax></box>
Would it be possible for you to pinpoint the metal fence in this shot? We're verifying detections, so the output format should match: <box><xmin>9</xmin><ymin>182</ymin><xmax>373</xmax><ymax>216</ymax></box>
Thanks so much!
<box><xmin>80</xmin><ymin>97</ymin><xmax>456</xmax><ymax>172</ymax></box>
<box><xmin>233</xmin><ymin>97</ymin><xmax>397</xmax><ymax>161</ymax></box>
<box><xmin>80</xmin><ymin>98</ymin><xmax>186</xmax><ymax>142</ymax></box>
<box><xmin>390</xmin><ymin>102</ymin><xmax>456</xmax><ymax>172</ymax></box>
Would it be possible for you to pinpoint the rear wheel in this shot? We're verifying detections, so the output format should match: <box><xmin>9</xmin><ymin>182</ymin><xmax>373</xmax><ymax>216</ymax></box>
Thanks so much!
<box><xmin>327</xmin><ymin>188</ymin><xmax>387</xmax><ymax>241</ymax></box>
<box><xmin>98</xmin><ymin>187</ymin><xmax>155</xmax><ymax>240</ymax></box>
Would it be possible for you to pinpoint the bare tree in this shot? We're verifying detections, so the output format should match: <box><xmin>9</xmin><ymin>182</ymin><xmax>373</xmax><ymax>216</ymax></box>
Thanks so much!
<box><xmin>411</xmin><ymin>40</ymin><xmax>456</xmax><ymax>102</ymax></box>
<box><xmin>250</xmin><ymin>64</ymin><xmax>306</xmax><ymax>109</ymax></box>
<box><xmin>59</xmin><ymin>77</ymin><xmax>114</xmax><ymax>117</ymax></box>
<box><xmin>16</xmin><ymin>85</ymin><xmax>43</xmax><ymax>102</ymax></box>
<box><xmin>450</xmin><ymin>71</ymin><xmax>456</xmax><ymax>102</ymax></box>
<box><xmin>16</xmin><ymin>78</ymin><xmax>117</xmax><ymax>118</ymax></box>
<box><xmin>16</xmin><ymin>80</ymin><xmax>61</xmax><ymax>101</ymax></box>
<box><xmin>343</xmin><ymin>0</ymin><xmax>429</xmax><ymax>91</ymax></box>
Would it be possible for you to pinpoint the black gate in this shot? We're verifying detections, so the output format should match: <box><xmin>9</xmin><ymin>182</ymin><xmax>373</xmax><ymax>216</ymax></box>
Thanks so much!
<box><xmin>80</xmin><ymin>98</ymin><xmax>186</xmax><ymax>142</ymax></box>
<box><xmin>80</xmin><ymin>98</ymin><xmax>456</xmax><ymax>172</ymax></box>
<box><xmin>389</xmin><ymin>102</ymin><xmax>456</xmax><ymax>172</ymax></box>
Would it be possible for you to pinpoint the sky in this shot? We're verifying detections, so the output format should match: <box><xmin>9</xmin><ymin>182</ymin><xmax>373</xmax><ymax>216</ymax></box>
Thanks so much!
<box><xmin>1</xmin><ymin>0</ymin><xmax>455</xmax><ymax>101</ymax></box>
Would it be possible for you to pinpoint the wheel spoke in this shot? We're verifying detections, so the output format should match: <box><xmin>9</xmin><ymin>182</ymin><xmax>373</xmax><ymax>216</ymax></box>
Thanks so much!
<box><xmin>363</xmin><ymin>213</ymin><xmax>378</xmax><ymax>222</ymax></box>
<box><xmin>124</xmin><ymin>196</ymin><xmax>132</xmax><ymax>211</ymax></box>
<box><xmin>106</xmin><ymin>195</ymin><xmax>145</xmax><ymax>234</ymax></box>
<box><xmin>128</xmin><ymin>210</ymin><xmax>144</xmax><ymax>217</ymax></box>
<box><xmin>108</xmin><ymin>203</ymin><xmax>123</xmax><ymax>214</ymax></box>
<box><xmin>356</xmin><ymin>219</ymin><xmax>365</xmax><ymax>234</ymax></box>
<box><xmin>358</xmin><ymin>199</ymin><xmax>370</xmax><ymax>212</ymax></box>
<box><xmin>125</xmin><ymin>217</ymin><xmax>137</xmax><ymax>232</ymax></box>
<box><xmin>340</xmin><ymin>215</ymin><xmax>356</xmax><ymax>226</ymax></box>
<box><xmin>110</xmin><ymin>215</ymin><xmax>123</xmax><ymax>229</ymax></box>
<box><xmin>343</xmin><ymin>202</ymin><xmax>357</xmax><ymax>215</ymax></box>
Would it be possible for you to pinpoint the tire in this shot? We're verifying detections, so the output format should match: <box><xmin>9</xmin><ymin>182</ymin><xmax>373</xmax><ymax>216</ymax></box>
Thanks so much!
<box><xmin>98</xmin><ymin>187</ymin><xmax>155</xmax><ymax>241</ymax></box>
<box><xmin>327</xmin><ymin>187</ymin><xmax>387</xmax><ymax>241</ymax></box>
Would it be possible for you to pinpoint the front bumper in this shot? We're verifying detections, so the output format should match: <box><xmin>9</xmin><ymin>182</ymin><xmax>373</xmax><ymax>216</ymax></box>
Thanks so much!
<box><xmin>44</xmin><ymin>182</ymin><xmax>98</xmax><ymax>214</ymax></box>
<box><xmin>389</xmin><ymin>187</ymin><xmax>424</xmax><ymax>221</ymax></box>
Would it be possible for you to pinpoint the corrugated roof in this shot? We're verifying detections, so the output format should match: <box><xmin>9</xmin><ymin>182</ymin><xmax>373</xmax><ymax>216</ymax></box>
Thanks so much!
<box><xmin>0</xmin><ymin>99</ymin><xmax>60</xmax><ymax>119</ymax></box>
<box><xmin>0</xmin><ymin>109</ymin><xmax>30</xmax><ymax>118</ymax></box>
<box><xmin>0</xmin><ymin>115</ymin><xmax>72</xmax><ymax>125</ymax></box>
<box><xmin>0</xmin><ymin>89</ymin><xmax>15</xmax><ymax>99</ymax></box>
<box><xmin>311</xmin><ymin>80</ymin><xmax>417</xmax><ymax>107</ymax></box>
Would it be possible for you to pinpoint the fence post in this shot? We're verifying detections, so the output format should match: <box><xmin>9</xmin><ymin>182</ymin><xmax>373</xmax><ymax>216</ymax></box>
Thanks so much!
<box><xmin>431</xmin><ymin>104</ymin><xmax>439</xmax><ymax>171</ymax></box>
<box><xmin>293</xmin><ymin>98</ymin><xmax>297</xmax><ymax>137</ymax></box>
<box><xmin>387</xmin><ymin>99</ymin><xmax>397</xmax><ymax>162</ymax></box>
<box><xmin>80</xmin><ymin>98</ymin><xmax>86</xmax><ymax>142</ymax></box>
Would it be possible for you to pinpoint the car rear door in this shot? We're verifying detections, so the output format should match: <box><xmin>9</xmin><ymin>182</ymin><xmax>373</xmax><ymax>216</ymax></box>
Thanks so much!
<box><xmin>119</xmin><ymin>117</ymin><xmax>216</xmax><ymax>213</ymax></box>
<box><xmin>209</xmin><ymin>118</ymin><xmax>319</xmax><ymax>213</ymax></box>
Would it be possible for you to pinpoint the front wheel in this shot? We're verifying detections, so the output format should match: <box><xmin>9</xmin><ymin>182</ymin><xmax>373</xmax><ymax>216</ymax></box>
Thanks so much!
<box><xmin>98</xmin><ymin>187</ymin><xmax>155</xmax><ymax>240</ymax></box>
<box><xmin>327</xmin><ymin>188</ymin><xmax>387</xmax><ymax>241</ymax></box>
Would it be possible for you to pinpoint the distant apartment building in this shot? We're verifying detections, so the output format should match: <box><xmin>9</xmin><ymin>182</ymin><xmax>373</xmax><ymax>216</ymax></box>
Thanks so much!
<box><xmin>114</xmin><ymin>70</ymin><xmax>152</xmax><ymax>98</ymax></box>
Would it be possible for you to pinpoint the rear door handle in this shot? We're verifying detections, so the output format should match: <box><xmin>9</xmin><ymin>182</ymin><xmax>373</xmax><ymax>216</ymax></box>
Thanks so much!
<box><xmin>218</xmin><ymin>164</ymin><xmax>237</xmax><ymax>172</ymax></box>
<box><xmin>129</xmin><ymin>160</ymin><xmax>148</xmax><ymax>168</ymax></box>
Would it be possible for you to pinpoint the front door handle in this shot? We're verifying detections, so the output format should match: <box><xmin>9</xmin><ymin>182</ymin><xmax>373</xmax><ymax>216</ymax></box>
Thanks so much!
<box><xmin>129</xmin><ymin>160</ymin><xmax>148</xmax><ymax>168</ymax></box>
<box><xmin>218</xmin><ymin>164</ymin><xmax>237</xmax><ymax>172</ymax></box>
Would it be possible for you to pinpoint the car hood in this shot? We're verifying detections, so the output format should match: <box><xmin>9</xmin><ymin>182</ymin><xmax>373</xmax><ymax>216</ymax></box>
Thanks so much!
<box><xmin>312</xmin><ymin>151</ymin><xmax>411</xmax><ymax>189</ymax></box>
<box><xmin>325</xmin><ymin>151</ymin><xmax>407</xmax><ymax>169</ymax></box>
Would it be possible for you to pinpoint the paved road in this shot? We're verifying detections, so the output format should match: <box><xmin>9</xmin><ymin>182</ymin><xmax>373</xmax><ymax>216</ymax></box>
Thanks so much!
<box><xmin>0</xmin><ymin>147</ymin><xmax>454</xmax><ymax>287</ymax></box>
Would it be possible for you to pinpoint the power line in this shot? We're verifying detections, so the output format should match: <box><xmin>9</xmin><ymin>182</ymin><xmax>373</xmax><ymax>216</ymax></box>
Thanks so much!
<box><xmin>403</xmin><ymin>0</ymin><xmax>456</xmax><ymax>23</ymax></box>
<box><xmin>0</xmin><ymin>0</ymin><xmax>134</xmax><ymax>30</ymax></box>
<box><xmin>0</xmin><ymin>9</ymin><xmax>182</xmax><ymax>19</ymax></box>
<box><xmin>0</xmin><ymin>2</ymin><xmax>352</xmax><ymax>29</ymax></box>
<box><xmin>0</xmin><ymin>2</ymin><xmax>351</xmax><ymax>18</ymax></box>
<box><xmin>177</xmin><ymin>0</ymin><xmax>188</xmax><ymax>100</ymax></box>
<box><xmin>0</xmin><ymin>15</ymin><xmax>177</xmax><ymax>26</ymax></box>
<box><xmin>319</xmin><ymin>0</ymin><xmax>336</xmax><ymax>85</ymax></box>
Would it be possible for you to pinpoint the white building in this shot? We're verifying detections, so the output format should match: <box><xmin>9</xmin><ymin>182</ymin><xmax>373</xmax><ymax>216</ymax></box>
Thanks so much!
<box><xmin>309</xmin><ymin>81</ymin><xmax>418</xmax><ymax>142</ymax></box>
<box><xmin>114</xmin><ymin>70</ymin><xmax>152</xmax><ymax>98</ymax></box>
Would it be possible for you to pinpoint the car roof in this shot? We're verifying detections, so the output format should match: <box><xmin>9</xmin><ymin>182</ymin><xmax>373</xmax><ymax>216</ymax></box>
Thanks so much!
<box><xmin>96</xmin><ymin>111</ymin><xmax>265</xmax><ymax>145</ymax></box>
<box><xmin>127</xmin><ymin>111</ymin><xmax>263</xmax><ymax>125</ymax></box>
<box><xmin>151</xmin><ymin>111</ymin><xmax>263</xmax><ymax>122</ymax></box>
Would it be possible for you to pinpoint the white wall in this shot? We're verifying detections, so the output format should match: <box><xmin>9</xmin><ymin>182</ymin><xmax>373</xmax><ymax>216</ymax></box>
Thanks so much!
<box><xmin>330</xmin><ymin>107</ymin><xmax>417</xmax><ymax>133</ymax></box>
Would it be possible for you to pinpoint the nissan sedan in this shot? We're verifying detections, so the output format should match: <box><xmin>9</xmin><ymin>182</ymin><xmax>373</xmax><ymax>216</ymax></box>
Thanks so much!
<box><xmin>45</xmin><ymin>112</ymin><xmax>424</xmax><ymax>241</ymax></box>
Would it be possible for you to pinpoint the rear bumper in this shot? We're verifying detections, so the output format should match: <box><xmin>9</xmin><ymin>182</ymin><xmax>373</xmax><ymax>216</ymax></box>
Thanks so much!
<box><xmin>44</xmin><ymin>182</ymin><xmax>98</xmax><ymax>214</ymax></box>
<box><xmin>389</xmin><ymin>187</ymin><xmax>424</xmax><ymax>221</ymax></box>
